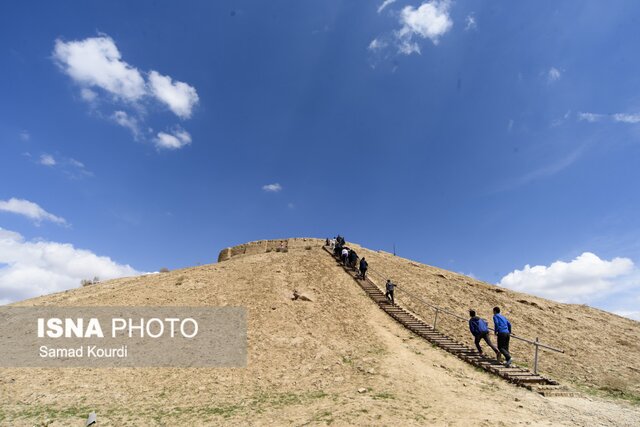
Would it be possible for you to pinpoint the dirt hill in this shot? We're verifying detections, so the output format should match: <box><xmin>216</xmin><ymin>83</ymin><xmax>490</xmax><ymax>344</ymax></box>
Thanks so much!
<box><xmin>1</xmin><ymin>238</ymin><xmax>639</xmax><ymax>426</ymax></box>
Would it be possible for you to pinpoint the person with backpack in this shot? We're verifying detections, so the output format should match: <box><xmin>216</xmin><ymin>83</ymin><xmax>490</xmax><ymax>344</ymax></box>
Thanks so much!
<box><xmin>348</xmin><ymin>249</ymin><xmax>358</xmax><ymax>269</ymax></box>
<box><xmin>493</xmin><ymin>306</ymin><xmax>513</xmax><ymax>367</ymax></box>
<box><xmin>359</xmin><ymin>257</ymin><xmax>368</xmax><ymax>280</ymax></box>
<box><xmin>468</xmin><ymin>310</ymin><xmax>500</xmax><ymax>359</ymax></box>
<box><xmin>341</xmin><ymin>247</ymin><xmax>349</xmax><ymax>266</ymax></box>
<box><xmin>385</xmin><ymin>280</ymin><xmax>396</xmax><ymax>304</ymax></box>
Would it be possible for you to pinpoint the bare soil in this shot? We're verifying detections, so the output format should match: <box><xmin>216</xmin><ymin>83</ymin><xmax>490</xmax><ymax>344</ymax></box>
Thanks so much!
<box><xmin>1</xmin><ymin>240</ymin><xmax>638</xmax><ymax>426</ymax></box>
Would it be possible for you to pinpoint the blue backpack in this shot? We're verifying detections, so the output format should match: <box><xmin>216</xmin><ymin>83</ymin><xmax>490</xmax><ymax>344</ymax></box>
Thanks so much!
<box><xmin>477</xmin><ymin>318</ymin><xmax>489</xmax><ymax>333</ymax></box>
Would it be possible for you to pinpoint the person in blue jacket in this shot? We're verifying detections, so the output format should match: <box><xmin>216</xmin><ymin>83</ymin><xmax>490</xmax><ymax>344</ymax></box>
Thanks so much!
<box><xmin>468</xmin><ymin>310</ymin><xmax>500</xmax><ymax>359</ymax></box>
<box><xmin>493</xmin><ymin>306</ymin><xmax>513</xmax><ymax>367</ymax></box>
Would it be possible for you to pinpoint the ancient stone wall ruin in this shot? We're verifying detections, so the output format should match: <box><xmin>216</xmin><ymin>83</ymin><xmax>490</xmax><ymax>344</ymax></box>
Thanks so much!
<box><xmin>217</xmin><ymin>238</ymin><xmax>325</xmax><ymax>262</ymax></box>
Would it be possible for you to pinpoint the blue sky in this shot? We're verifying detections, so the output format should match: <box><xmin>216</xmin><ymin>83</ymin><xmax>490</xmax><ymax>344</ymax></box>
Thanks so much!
<box><xmin>1</xmin><ymin>1</ymin><xmax>639</xmax><ymax>319</ymax></box>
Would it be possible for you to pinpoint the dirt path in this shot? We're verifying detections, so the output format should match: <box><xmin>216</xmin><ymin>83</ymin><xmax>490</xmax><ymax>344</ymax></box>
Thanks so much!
<box><xmin>1</xmin><ymin>243</ymin><xmax>638</xmax><ymax>425</ymax></box>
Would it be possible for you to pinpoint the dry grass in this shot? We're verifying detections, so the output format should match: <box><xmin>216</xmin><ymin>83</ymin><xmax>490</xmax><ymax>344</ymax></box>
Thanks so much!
<box><xmin>1</xmin><ymin>240</ymin><xmax>639</xmax><ymax>426</ymax></box>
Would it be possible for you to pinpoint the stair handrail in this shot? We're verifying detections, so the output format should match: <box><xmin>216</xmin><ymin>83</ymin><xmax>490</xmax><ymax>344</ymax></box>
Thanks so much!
<box><xmin>366</xmin><ymin>264</ymin><xmax>564</xmax><ymax>353</ymax></box>
<box><xmin>325</xmin><ymin>245</ymin><xmax>564</xmax><ymax>374</ymax></box>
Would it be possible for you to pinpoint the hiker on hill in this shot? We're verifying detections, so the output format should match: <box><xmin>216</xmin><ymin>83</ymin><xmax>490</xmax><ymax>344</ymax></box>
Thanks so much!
<box><xmin>385</xmin><ymin>280</ymin><xmax>396</xmax><ymax>304</ymax></box>
<box><xmin>468</xmin><ymin>310</ymin><xmax>500</xmax><ymax>359</ymax></box>
<box><xmin>341</xmin><ymin>247</ymin><xmax>349</xmax><ymax>265</ymax></box>
<box><xmin>348</xmin><ymin>249</ymin><xmax>358</xmax><ymax>269</ymax></box>
<box><xmin>359</xmin><ymin>257</ymin><xmax>368</xmax><ymax>280</ymax></box>
<box><xmin>493</xmin><ymin>306</ymin><xmax>513</xmax><ymax>367</ymax></box>
<box><xmin>334</xmin><ymin>241</ymin><xmax>343</xmax><ymax>257</ymax></box>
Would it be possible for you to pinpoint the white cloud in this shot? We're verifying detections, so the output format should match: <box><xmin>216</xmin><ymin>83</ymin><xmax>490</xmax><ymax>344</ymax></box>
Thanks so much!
<box><xmin>579</xmin><ymin>112</ymin><xmax>640</xmax><ymax>124</ymax></box>
<box><xmin>614</xmin><ymin>310</ymin><xmax>640</xmax><ymax>321</ymax></box>
<box><xmin>112</xmin><ymin>110</ymin><xmax>141</xmax><ymax>139</ymax></box>
<box><xmin>548</xmin><ymin>67</ymin><xmax>561</xmax><ymax>82</ymax></box>
<box><xmin>398</xmin><ymin>41</ymin><xmax>421</xmax><ymax>55</ymax></box>
<box><xmin>53</xmin><ymin>36</ymin><xmax>146</xmax><ymax>101</ymax></box>
<box><xmin>0</xmin><ymin>198</ymin><xmax>68</xmax><ymax>226</ymax></box>
<box><xmin>53</xmin><ymin>35</ymin><xmax>200</xmax><ymax>149</ymax></box>
<box><xmin>19</xmin><ymin>131</ymin><xmax>30</xmax><ymax>141</ymax></box>
<box><xmin>262</xmin><ymin>183</ymin><xmax>282</xmax><ymax>193</ymax></box>
<box><xmin>465</xmin><ymin>14</ymin><xmax>477</xmax><ymax>31</ymax></box>
<box><xmin>396</xmin><ymin>1</ymin><xmax>453</xmax><ymax>55</ymax></box>
<box><xmin>80</xmin><ymin>88</ymin><xmax>98</xmax><ymax>102</ymax></box>
<box><xmin>148</xmin><ymin>71</ymin><xmax>199</xmax><ymax>119</ymax></box>
<box><xmin>39</xmin><ymin>154</ymin><xmax>56</xmax><ymax>166</ymax></box>
<box><xmin>0</xmin><ymin>227</ymin><xmax>140</xmax><ymax>304</ymax></box>
<box><xmin>499</xmin><ymin>252</ymin><xmax>636</xmax><ymax>304</ymax></box>
<box><xmin>69</xmin><ymin>158</ymin><xmax>85</xmax><ymax>169</ymax></box>
<box><xmin>377</xmin><ymin>0</ymin><xmax>397</xmax><ymax>14</ymax></box>
<box><xmin>154</xmin><ymin>128</ymin><xmax>192</xmax><ymax>150</ymax></box>
<box><xmin>368</xmin><ymin>38</ymin><xmax>388</xmax><ymax>51</ymax></box>
<box><xmin>578</xmin><ymin>112</ymin><xmax>605</xmax><ymax>122</ymax></box>
<box><xmin>612</xmin><ymin>113</ymin><xmax>640</xmax><ymax>123</ymax></box>
<box><xmin>64</xmin><ymin>158</ymin><xmax>93</xmax><ymax>179</ymax></box>
<box><xmin>34</xmin><ymin>153</ymin><xmax>92</xmax><ymax>179</ymax></box>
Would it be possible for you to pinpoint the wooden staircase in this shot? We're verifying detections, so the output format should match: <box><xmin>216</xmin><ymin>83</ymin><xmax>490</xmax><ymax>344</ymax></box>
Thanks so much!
<box><xmin>324</xmin><ymin>246</ymin><xmax>576</xmax><ymax>397</ymax></box>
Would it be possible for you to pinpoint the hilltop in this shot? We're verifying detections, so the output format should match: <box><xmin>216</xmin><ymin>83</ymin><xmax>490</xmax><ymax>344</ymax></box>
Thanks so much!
<box><xmin>1</xmin><ymin>238</ymin><xmax>639</xmax><ymax>426</ymax></box>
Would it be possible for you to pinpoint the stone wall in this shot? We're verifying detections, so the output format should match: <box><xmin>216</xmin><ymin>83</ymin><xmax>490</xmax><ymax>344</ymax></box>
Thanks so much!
<box><xmin>217</xmin><ymin>238</ymin><xmax>325</xmax><ymax>262</ymax></box>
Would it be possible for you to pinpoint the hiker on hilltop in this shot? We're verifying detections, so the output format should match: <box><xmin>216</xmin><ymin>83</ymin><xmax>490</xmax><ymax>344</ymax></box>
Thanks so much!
<box><xmin>359</xmin><ymin>257</ymin><xmax>368</xmax><ymax>280</ymax></box>
<box><xmin>334</xmin><ymin>241</ymin><xmax>343</xmax><ymax>257</ymax></box>
<box><xmin>468</xmin><ymin>310</ymin><xmax>500</xmax><ymax>360</ymax></box>
<box><xmin>493</xmin><ymin>306</ymin><xmax>514</xmax><ymax>367</ymax></box>
<box><xmin>341</xmin><ymin>247</ymin><xmax>349</xmax><ymax>266</ymax></box>
<box><xmin>385</xmin><ymin>279</ymin><xmax>396</xmax><ymax>304</ymax></box>
<box><xmin>348</xmin><ymin>249</ymin><xmax>358</xmax><ymax>269</ymax></box>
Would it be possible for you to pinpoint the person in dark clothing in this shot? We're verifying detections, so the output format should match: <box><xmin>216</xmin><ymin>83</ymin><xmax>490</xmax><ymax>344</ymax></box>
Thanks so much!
<box><xmin>385</xmin><ymin>280</ymin><xmax>396</xmax><ymax>304</ymax></box>
<box><xmin>341</xmin><ymin>247</ymin><xmax>349</xmax><ymax>266</ymax></box>
<box><xmin>348</xmin><ymin>250</ymin><xmax>358</xmax><ymax>269</ymax></box>
<box><xmin>468</xmin><ymin>310</ymin><xmax>500</xmax><ymax>359</ymax></box>
<box><xmin>359</xmin><ymin>257</ymin><xmax>368</xmax><ymax>280</ymax></box>
<box><xmin>334</xmin><ymin>243</ymin><xmax>342</xmax><ymax>258</ymax></box>
<box><xmin>493</xmin><ymin>306</ymin><xmax>513</xmax><ymax>366</ymax></box>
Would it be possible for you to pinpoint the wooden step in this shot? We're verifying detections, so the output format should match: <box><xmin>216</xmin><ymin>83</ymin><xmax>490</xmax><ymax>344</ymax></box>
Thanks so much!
<box><xmin>322</xmin><ymin>246</ymin><xmax>571</xmax><ymax>397</ymax></box>
<box><xmin>506</xmin><ymin>376</ymin><xmax>549</xmax><ymax>384</ymax></box>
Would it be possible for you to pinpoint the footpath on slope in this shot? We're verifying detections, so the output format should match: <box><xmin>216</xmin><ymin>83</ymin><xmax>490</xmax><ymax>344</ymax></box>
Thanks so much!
<box><xmin>323</xmin><ymin>245</ymin><xmax>577</xmax><ymax>397</ymax></box>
